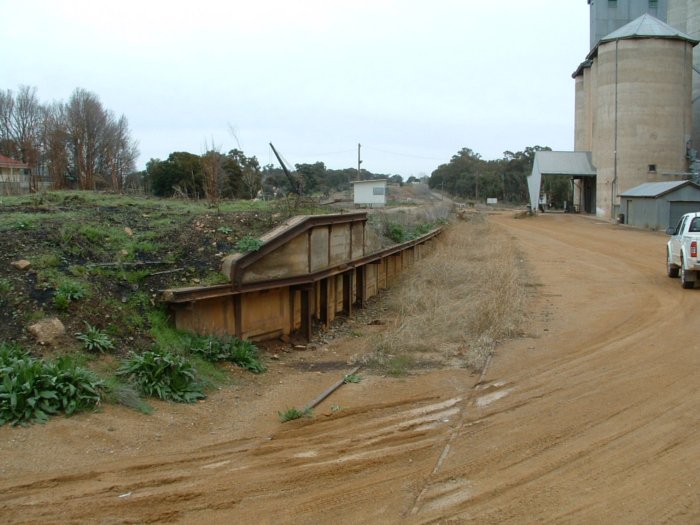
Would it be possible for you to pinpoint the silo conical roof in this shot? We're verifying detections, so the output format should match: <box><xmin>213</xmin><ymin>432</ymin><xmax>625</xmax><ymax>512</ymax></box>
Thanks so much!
<box><xmin>587</xmin><ymin>14</ymin><xmax>699</xmax><ymax>59</ymax></box>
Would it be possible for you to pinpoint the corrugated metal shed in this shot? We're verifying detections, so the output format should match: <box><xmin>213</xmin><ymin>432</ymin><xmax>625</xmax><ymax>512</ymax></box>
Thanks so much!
<box><xmin>620</xmin><ymin>180</ymin><xmax>700</xmax><ymax>230</ymax></box>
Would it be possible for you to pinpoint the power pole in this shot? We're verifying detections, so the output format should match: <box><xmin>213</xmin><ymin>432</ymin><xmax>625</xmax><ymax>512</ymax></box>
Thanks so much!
<box><xmin>357</xmin><ymin>143</ymin><xmax>362</xmax><ymax>181</ymax></box>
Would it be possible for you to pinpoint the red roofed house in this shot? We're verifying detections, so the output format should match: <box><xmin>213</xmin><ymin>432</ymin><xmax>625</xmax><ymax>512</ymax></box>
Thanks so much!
<box><xmin>0</xmin><ymin>154</ymin><xmax>31</xmax><ymax>194</ymax></box>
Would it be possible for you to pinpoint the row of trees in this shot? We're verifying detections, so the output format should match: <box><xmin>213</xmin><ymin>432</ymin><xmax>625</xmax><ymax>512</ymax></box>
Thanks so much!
<box><xmin>145</xmin><ymin>149</ymin><xmax>263</xmax><ymax>200</ymax></box>
<box><xmin>0</xmin><ymin>85</ymin><xmax>139</xmax><ymax>191</ymax></box>
<box><xmin>144</xmin><ymin>150</ymin><xmax>404</xmax><ymax>201</ymax></box>
<box><xmin>429</xmin><ymin>146</ymin><xmax>570</xmax><ymax>205</ymax></box>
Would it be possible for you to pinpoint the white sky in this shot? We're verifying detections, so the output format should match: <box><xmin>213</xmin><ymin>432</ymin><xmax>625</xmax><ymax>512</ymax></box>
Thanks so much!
<box><xmin>1</xmin><ymin>0</ymin><xmax>591</xmax><ymax>178</ymax></box>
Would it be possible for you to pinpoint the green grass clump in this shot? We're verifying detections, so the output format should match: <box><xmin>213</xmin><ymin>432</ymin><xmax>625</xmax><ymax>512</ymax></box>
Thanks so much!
<box><xmin>278</xmin><ymin>406</ymin><xmax>313</xmax><ymax>422</ymax></box>
<box><xmin>102</xmin><ymin>377</ymin><xmax>153</xmax><ymax>414</ymax></box>
<box><xmin>343</xmin><ymin>373</ymin><xmax>362</xmax><ymax>384</ymax></box>
<box><xmin>76</xmin><ymin>323</ymin><xmax>115</xmax><ymax>353</ymax></box>
<box><xmin>53</xmin><ymin>279</ymin><xmax>86</xmax><ymax>309</ymax></box>
<box><xmin>190</xmin><ymin>335</ymin><xmax>266</xmax><ymax>374</ymax></box>
<box><xmin>117</xmin><ymin>350</ymin><xmax>206</xmax><ymax>403</ymax></box>
<box><xmin>0</xmin><ymin>342</ymin><xmax>103</xmax><ymax>426</ymax></box>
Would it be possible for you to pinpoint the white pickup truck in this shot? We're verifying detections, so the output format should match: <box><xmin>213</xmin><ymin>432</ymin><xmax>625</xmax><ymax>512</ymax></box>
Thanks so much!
<box><xmin>666</xmin><ymin>211</ymin><xmax>700</xmax><ymax>288</ymax></box>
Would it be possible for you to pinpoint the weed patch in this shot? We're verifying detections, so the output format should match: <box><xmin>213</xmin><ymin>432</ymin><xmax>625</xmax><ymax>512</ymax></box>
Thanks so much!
<box><xmin>117</xmin><ymin>350</ymin><xmax>206</xmax><ymax>403</ymax></box>
<box><xmin>368</xmin><ymin>217</ymin><xmax>528</xmax><ymax>374</ymax></box>
<box><xmin>190</xmin><ymin>335</ymin><xmax>266</xmax><ymax>374</ymax></box>
<box><xmin>76</xmin><ymin>323</ymin><xmax>115</xmax><ymax>353</ymax></box>
<box><xmin>0</xmin><ymin>342</ymin><xmax>104</xmax><ymax>426</ymax></box>
<box><xmin>278</xmin><ymin>406</ymin><xmax>313</xmax><ymax>422</ymax></box>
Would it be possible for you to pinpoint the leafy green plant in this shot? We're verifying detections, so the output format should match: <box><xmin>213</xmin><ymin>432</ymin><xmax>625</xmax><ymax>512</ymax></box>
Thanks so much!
<box><xmin>117</xmin><ymin>350</ymin><xmax>206</xmax><ymax>403</ymax></box>
<box><xmin>0</xmin><ymin>343</ymin><xmax>103</xmax><ymax>426</ymax></box>
<box><xmin>278</xmin><ymin>406</ymin><xmax>312</xmax><ymax>422</ymax></box>
<box><xmin>217</xmin><ymin>226</ymin><xmax>233</xmax><ymax>234</ymax></box>
<box><xmin>343</xmin><ymin>373</ymin><xmax>362</xmax><ymax>384</ymax></box>
<box><xmin>387</xmin><ymin>224</ymin><xmax>409</xmax><ymax>243</ymax></box>
<box><xmin>235</xmin><ymin>235</ymin><xmax>264</xmax><ymax>253</ymax></box>
<box><xmin>190</xmin><ymin>335</ymin><xmax>266</xmax><ymax>374</ymax></box>
<box><xmin>76</xmin><ymin>323</ymin><xmax>115</xmax><ymax>353</ymax></box>
<box><xmin>53</xmin><ymin>279</ymin><xmax>86</xmax><ymax>309</ymax></box>
<box><xmin>42</xmin><ymin>357</ymin><xmax>104</xmax><ymax>416</ymax></box>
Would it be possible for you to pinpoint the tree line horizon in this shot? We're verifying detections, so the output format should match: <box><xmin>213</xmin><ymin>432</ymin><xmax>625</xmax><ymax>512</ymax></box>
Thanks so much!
<box><xmin>1</xmin><ymin>85</ymin><xmax>568</xmax><ymax>204</ymax></box>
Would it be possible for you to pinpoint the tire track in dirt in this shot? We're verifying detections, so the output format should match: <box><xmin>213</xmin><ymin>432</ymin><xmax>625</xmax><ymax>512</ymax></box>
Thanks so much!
<box><xmin>409</xmin><ymin>214</ymin><xmax>700</xmax><ymax>524</ymax></box>
<box><xmin>3</xmin><ymin>212</ymin><xmax>700</xmax><ymax>524</ymax></box>
<box><xmin>0</xmin><ymin>394</ymin><xmax>468</xmax><ymax>524</ymax></box>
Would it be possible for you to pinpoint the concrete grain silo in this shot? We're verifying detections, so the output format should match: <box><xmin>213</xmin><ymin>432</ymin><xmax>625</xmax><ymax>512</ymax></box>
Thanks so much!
<box><xmin>668</xmin><ymin>0</ymin><xmax>700</xmax><ymax>161</ymax></box>
<box><xmin>588</xmin><ymin>14</ymin><xmax>697</xmax><ymax>218</ymax></box>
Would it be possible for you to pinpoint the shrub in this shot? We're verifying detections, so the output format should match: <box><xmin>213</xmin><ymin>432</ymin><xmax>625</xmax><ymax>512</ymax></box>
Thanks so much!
<box><xmin>387</xmin><ymin>224</ymin><xmax>408</xmax><ymax>243</ymax></box>
<box><xmin>117</xmin><ymin>350</ymin><xmax>206</xmax><ymax>403</ymax></box>
<box><xmin>278</xmin><ymin>407</ymin><xmax>312</xmax><ymax>422</ymax></box>
<box><xmin>0</xmin><ymin>343</ymin><xmax>103</xmax><ymax>426</ymax></box>
<box><xmin>235</xmin><ymin>235</ymin><xmax>264</xmax><ymax>253</ymax></box>
<box><xmin>76</xmin><ymin>323</ymin><xmax>115</xmax><ymax>353</ymax></box>
<box><xmin>190</xmin><ymin>335</ymin><xmax>266</xmax><ymax>374</ymax></box>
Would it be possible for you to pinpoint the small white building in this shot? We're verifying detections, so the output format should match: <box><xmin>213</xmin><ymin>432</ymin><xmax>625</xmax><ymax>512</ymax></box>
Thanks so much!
<box><xmin>352</xmin><ymin>179</ymin><xmax>387</xmax><ymax>207</ymax></box>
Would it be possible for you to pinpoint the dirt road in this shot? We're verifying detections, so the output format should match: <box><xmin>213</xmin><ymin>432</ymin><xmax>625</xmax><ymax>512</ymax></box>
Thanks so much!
<box><xmin>2</xmin><ymin>212</ymin><xmax>699</xmax><ymax>524</ymax></box>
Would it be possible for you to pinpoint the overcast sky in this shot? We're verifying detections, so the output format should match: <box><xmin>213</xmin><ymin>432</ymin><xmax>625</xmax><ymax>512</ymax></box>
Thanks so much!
<box><xmin>1</xmin><ymin>1</ymin><xmax>591</xmax><ymax>178</ymax></box>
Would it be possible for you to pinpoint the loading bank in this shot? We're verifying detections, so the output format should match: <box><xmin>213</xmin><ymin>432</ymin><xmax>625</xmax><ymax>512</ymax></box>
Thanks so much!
<box><xmin>161</xmin><ymin>212</ymin><xmax>442</xmax><ymax>342</ymax></box>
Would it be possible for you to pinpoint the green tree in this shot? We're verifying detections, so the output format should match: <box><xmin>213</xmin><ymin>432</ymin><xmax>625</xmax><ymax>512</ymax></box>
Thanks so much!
<box><xmin>294</xmin><ymin>162</ymin><xmax>326</xmax><ymax>194</ymax></box>
<box><xmin>146</xmin><ymin>152</ymin><xmax>203</xmax><ymax>197</ymax></box>
<box><xmin>221</xmin><ymin>149</ymin><xmax>261</xmax><ymax>199</ymax></box>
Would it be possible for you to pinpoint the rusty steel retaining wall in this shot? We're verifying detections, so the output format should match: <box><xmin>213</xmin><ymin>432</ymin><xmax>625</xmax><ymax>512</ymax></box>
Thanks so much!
<box><xmin>161</xmin><ymin>213</ymin><xmax>442</xmax><ymax>342</ymax></box>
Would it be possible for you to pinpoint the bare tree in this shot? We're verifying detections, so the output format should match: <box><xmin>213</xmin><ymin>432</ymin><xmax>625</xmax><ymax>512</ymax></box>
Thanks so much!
<box><xmin>41</xmin><ymin>102</ymin><xmax>70</xmax><ymax>189</ymax></box>
<box><xmin>0</xmin><ymin>86</ymin><xmax>43</xmax><ymax>190</ymax></box>
<box><xmin>201</xmin><ymin>140</ymin><xmax>223</xmax><ymax>206</ymax></box>
<box><xmin>66</xmin><ymin>88</ymin><xmax>107</xmax><ymax>189</ymax></box>
<box><xmin>100</xmin><ymin>114</ymin><xmax>137</xmax><ymax>191</ymax></box>
<box><xmin>64</xmin><ymin>88</ymin><xmax>139</xmax><ymax>191</ymax></box>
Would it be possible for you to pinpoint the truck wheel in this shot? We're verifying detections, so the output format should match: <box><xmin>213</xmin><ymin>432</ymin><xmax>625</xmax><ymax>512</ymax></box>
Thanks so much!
<box><xmin>681</xmin><ymin>260</ymin><xmax>695</xmax><ymax>289</ymax></box>
<box><xmin>667</xmin><ymin>251</ymin><xmax>679</xmax><ymax>277</ymax></box>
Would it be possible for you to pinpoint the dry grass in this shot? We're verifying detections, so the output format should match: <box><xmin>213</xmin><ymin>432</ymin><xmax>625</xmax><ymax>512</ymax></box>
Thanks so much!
<box><xmin>365</xmin><ymin>213</ymin><xmax>529</xmax><ymax>373</ymax></box>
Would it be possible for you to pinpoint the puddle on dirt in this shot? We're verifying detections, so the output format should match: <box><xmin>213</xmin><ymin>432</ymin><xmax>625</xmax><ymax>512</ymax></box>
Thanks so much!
<box><xmin>293</xmin><ymin>451</ymin><xmax>319</xmax><ymax>458</ymax></box>
<box><xmin>475</xmin><ymin>388</ymin><xmax>513</xmax><ymax>408</ymax></box>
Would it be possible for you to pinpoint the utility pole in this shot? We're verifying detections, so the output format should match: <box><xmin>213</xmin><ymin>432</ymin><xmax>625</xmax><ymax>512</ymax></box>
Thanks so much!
<box><xmin>357</xmin><ymin>143</ymin><xmax>362</xmax><ymax>181</ymax></box>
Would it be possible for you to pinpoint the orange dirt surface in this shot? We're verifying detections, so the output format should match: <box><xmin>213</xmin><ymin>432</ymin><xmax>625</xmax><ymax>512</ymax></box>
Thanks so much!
<box><xmin>2</xmin><ymin>212</ymin><xmax>699</xmax><ymax>524</ymax></box>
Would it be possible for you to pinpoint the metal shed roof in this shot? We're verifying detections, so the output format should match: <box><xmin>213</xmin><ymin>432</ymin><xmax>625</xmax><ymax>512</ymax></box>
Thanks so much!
<box><xmin>533</xmin><ymin>151</ymin><xmax>596</xmax><ymax>176</ymax></box>
<box><xmin>619</xmin><ymin>180</ymin><xmax>700</xmax><ymax>198</ymax></box>
<box><xmin>587</xmin><ymin>14</ymin><xmax>699</xmax><ymax>59</ymax></box>
<box><xmin>350</xmin><ymin>179</ymin><xmax>387</xmax><ymax>185</ymax></box>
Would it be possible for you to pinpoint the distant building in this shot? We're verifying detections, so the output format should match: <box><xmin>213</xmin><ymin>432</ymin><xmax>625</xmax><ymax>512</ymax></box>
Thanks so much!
<box><xmin>352</xmin><ymin>179</ymin><xmax>387</xmax><ymax>207</ymax></box>
<box><xmin>0</xmin><ymin>154</ymin><xmax>30</xmax><ymax>195</ymax></box>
